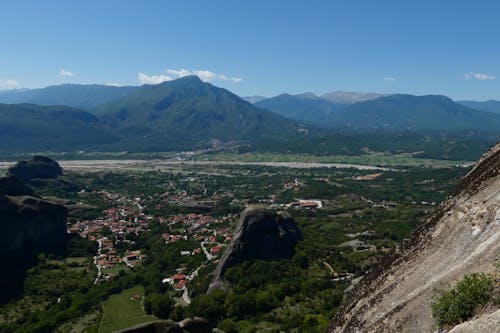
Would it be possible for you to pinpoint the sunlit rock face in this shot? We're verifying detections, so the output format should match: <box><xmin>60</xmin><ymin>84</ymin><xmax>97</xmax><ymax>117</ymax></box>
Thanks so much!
<box><xmin>329</xmin><ymin>143</ymin><xmax>500</xmax><ymax>333</ymax></box>
<box><xmin>208</xmin><ymin>206</ymin><xmax>302</xmax><ymax>293</ymax></box>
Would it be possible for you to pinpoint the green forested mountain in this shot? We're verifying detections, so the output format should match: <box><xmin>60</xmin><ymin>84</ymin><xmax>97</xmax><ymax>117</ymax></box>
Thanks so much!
<box><xmin>0</xmin><ymin>84</ymin><xmax>138</xmax><ymax>109</ymax></box>
<box><xmin>0</xmin><ymin>103</ymin><xmax>118</xmax><ymax>152</ymax></box>
<box><xmin>99</xmin><ymin>76</ymin><xmax>307</xmax><ymax>151</ymax></box>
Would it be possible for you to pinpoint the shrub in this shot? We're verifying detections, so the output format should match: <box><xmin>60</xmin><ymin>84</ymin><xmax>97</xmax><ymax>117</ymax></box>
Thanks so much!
<box><xmin>431</xmin><ymin>273</ymin><xmax>495</xmax><ymax>328</ymax></box>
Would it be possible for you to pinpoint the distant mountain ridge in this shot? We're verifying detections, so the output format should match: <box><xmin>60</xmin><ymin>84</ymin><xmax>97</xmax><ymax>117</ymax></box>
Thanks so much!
<box><xmin>457</xmin><ymin>99</ymin><xmax>500</xmax><ymax>114</ymax></box>
<box><xmin>320</xmin><ymin>91</ymin><xmax>385</xmax><ymax>104</ymax></box>
<box><xmin>254</xmin><ymin>93</ymin><xmax>341</xmax><ymax>126</ymax></box>
<box><xmin>0</xmin><ymin>84</ymin><xmax>138</xmax><ymax>109</ymax></box>
<box><xmin>254</xmin><ymin>92</ymin><xmax>500</xmax><ymax>136</ymax></box>
<box><xmin>333</xmin><ymin>94</ymin><xmax>500</xmax><ymax>135</ymax></box>
<box><xmin>242</xmin><ymin>95</ymin><xmax>267</xmax><ymax>104</ymax></box>
<box><xmin>0</xmin><ymin>78</ymin><xmax>498</xmax><ymax>160</ymax></box>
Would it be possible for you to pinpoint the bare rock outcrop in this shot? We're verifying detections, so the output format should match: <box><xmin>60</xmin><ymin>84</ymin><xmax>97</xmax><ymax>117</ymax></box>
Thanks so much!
<box><xmin>208</xmin><ymin>206</ymin><xmax>302</xmax><ymax>292</ymax></box>
<box><xmin>447</xmin><ymin>309</ymin><xmax>500</xmax><ymax>333</ymax></box>
<box><xmin>329</xmin><ymin>143</ymin><xmax>500</xmax><ymax>332</ymax></box>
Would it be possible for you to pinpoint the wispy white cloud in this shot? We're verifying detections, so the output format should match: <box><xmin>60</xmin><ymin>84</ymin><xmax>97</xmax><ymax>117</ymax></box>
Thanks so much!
<box><xmin>217</xmin><ymin>75</ymin><xmax>242</xmax><ymax>82</ymax></box>
<box><xmin>192</xmin><ymin>70</ymin><xmax>216</xmax><ymax>82</ymax></box>
<box><xmin>59</xmin><ymin>69</ymin><xmax>75</xmax><ymax>77</ymax></box>
<box><xmin>0</xmin><ymin>79</ymin><xmax>19</xmax><ymax>89</ymax></box>
<box><xmin>463</xmin><ymin>72</ymin><xmax>495</xmax><ymax>80</ymax></box>
<box><xmin>139</xmin><ymin>68</ymin><xmax>242</xmax><ymax>85</ymax></box>
<box><xmin>138</xmin><ymin>72</ymin><xmax>173</xmax><ymax>84</ymax></box>
<box><xmin>383</xmin><ymin>76</ymin><xmax>396</xmax><ymax>81</ymax></box>
<box><xmin>166</xmin><ymin>68</ymin><xmax>193</xmax><ymax>77</ymax></box>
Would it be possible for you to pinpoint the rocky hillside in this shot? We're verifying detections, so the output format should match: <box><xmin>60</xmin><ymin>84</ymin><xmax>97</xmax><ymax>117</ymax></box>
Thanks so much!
<box><xmin>208</xmin><ymin>206</ymin><xmax>302</xmax><ymax>292</ymax></box>
<box><xmin>329</xmin><ymin>143</ymin><xmax>500</xmax><ymax>332</ymax></box>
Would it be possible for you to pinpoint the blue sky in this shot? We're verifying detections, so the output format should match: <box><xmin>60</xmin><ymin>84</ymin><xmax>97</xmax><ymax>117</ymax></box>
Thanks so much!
<box><xmin>1</xmin><ymin>0</ymin><xmax>499</xmax><ymax>100</ymax></box>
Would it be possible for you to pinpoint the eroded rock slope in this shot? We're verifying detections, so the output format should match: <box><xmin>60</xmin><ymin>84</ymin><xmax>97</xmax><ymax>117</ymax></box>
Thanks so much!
<box><xmin>329</xmin><ymin>143</ymin><xmax>500</xmax><ymax>332</ymax></box>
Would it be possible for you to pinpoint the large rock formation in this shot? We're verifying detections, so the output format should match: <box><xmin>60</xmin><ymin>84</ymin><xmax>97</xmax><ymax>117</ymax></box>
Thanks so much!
<box><xmin>7</xmin><ymin>155</ymin><xmax>79</xmax><ymax>192</ymax></box>
<box><xmin>0</xmin><ymin>193</ymin><xmax>68</xmax><ymax>254</ymax></box>
<box><xmin>0</xmin><ymin>172</ymin><xmax>68</xmax><ymax>255</ymax></box>
<box><xmin>208</xmin><ymin>206</ymin><xmax>302</xmax><ymax>292</ymax></box>
<box><xmin>8</xmin><ymin>155</ymin><xmax>63</xmax><ymax>182</ymax></box>
<box><xmin>329</xmin><ymin>143</ymin><xmax>500</xmax><ymax>332</ymax></box>
<box><xmin>0</xmin><ymin>173</ymin><xmax>68</xmax><ymax>301</ymax></box>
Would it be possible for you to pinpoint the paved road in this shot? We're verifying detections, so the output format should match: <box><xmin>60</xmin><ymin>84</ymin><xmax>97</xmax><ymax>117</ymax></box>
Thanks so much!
<box><xmin>93</xmin><ymin>239</ymin><xmax>103</xmax><ymax>285</ymax></box>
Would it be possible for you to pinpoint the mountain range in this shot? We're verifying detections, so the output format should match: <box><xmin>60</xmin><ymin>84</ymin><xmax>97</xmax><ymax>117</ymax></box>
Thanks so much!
<box><xmin>254</xmin><ymin>92</ymin><xmax>500</xmax><ymax>136</ymax></box>
<box><xmin>0</xmin><ymin>77</ymin><xmax>498</xmax><ymax>159</ymax></box>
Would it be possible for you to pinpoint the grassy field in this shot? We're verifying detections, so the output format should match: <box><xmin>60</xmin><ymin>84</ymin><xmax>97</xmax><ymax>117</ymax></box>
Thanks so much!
<box><xmin>98</xmin><ymin>285</ymin><xmax>156</xmax><ymax>333</ymax></box>
<box><xmin>193</xmin><ymin>152</ymin><xmax>473</xmax><ymax>167</ymax></box>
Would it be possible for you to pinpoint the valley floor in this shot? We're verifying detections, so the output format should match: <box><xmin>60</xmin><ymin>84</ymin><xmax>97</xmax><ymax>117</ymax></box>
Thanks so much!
<box><xmin>0</xmin><ymin>160</ymin><xmax>470</xmax><ymax>332</ymax></box>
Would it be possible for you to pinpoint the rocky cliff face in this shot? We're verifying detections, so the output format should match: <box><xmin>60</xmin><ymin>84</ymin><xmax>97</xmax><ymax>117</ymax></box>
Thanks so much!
<box><xmin>329</xmin><ymin>143</ymin><xmax>500</xmax><ymax>332</ymax></box>
<box><xmin>0</xmin><ymin>174</ymin><xmax>68</xmax><ymax>301</ymax></box>
<box><xmin>208</xmin><ymin>206</ymin><xmax>302</xmax><ymax>292</ymax></box>
<box><xmin>0</xmin><ymin>175</ymin><xmax>68</xmax><ymax>255</ymax></box>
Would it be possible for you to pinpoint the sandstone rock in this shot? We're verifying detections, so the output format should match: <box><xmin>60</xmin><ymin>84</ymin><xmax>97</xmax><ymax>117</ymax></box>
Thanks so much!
<box><xmin>208</xmin><ymin>206</ymin><xmax>302</xmax><ymax>292</ymax></box>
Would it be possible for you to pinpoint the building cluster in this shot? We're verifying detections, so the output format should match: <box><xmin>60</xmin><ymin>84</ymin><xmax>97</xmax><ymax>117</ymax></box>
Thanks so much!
<box><xmin>68</xmin><ymin>190</ymin><xmax>153</xmax><ymax>278</ymax></box>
